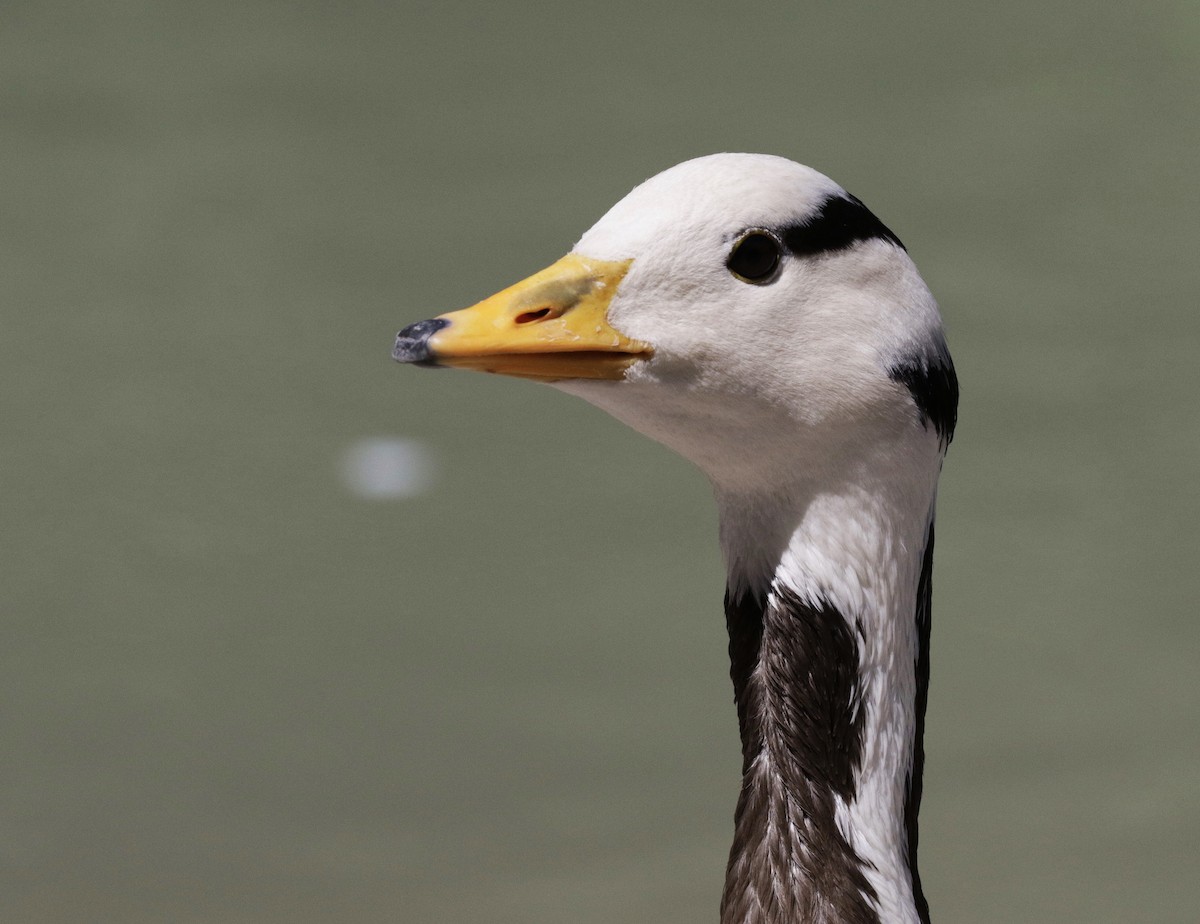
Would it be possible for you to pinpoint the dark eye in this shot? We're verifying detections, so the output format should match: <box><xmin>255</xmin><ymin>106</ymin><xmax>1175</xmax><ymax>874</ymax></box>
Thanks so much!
<box><xmin>727</xmin><ymin>230</ymin><xmax>781</xmax><ymax>283</ymax></box>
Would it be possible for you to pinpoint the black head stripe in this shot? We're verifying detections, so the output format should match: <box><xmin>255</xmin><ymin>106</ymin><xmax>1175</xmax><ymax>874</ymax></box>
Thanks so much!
<box><xmin>889</xmin><ymin>352</ymin><xmax>959</xmax><ymax>445</ymax></box>
<box><xmin>782</xmin><ymin>193</ymin><xmax>905</xmax><ymax>257</ymax></box>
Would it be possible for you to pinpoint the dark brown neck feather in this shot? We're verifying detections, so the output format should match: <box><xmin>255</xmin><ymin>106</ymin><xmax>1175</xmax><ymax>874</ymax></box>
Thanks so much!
<box><xmin>721</xmin><ymin>586</ymin><xmax>881</xmax><ymax>924</ymax></box>
<box><xmin>720</xmin><ymin>517</ymin><xmax>938</xmax><ymax>924</ymax></box>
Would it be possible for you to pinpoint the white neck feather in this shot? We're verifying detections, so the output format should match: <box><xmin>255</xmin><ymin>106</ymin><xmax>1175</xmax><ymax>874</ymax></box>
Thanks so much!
<box><xmin>714</xmin><ymin>433</ymin><xmax>941</xmax><ymax>924</ymax></box>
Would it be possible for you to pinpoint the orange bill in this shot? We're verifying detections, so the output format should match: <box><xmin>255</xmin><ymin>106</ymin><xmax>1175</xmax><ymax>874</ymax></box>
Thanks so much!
<box><xmin>393</xmin><ymin>253</ymin><xmax>651</xmax><ymax>381</ymax></box>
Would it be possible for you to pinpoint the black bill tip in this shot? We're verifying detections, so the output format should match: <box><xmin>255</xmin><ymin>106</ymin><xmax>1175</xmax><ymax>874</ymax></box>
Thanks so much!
<box><xmin>392</xmin><ymin>317</ymin><xmax>450</xmax><ymax>364</ymax></box>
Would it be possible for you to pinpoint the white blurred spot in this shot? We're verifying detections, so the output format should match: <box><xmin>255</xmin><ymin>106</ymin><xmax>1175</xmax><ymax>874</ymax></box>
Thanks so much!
<box><xmin>340</xmin><ymin>438</ymin><xmax>436</xmax><ymax>499</ymax></box>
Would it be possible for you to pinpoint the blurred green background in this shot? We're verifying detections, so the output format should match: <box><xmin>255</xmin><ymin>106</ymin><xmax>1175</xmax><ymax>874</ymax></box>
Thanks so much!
<box><xmin>5</xmin><ymin>2</ymin><xmax>1198</xmax><ymax>921</ymax></box>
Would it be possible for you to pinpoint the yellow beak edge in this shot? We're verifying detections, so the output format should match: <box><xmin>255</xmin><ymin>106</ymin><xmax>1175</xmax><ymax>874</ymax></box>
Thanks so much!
<box><xmin>393</xmin><ymin>253</ymin><xmax>651</xmax><ymax>381</ymax></box>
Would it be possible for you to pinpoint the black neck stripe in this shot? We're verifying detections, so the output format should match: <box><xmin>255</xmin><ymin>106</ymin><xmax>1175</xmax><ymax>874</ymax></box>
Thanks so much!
<box><xmin>723</xmin><ymin>586</ymin><xmax>767</xmax><ymax>776</ymax></box>
<box><xmin>904</xmin><ymin>521</ymin><xmax>936</xmax><ymax>924</ymax></box>
<box><xmin>723</xmin><ymin>585</ymin><xmax>880</xmax><ymax>924</ymax></box>
<box><xmin>782</xmin><ymin>193</ymin><xmax>905</xmax><ymax>257</ymax></box>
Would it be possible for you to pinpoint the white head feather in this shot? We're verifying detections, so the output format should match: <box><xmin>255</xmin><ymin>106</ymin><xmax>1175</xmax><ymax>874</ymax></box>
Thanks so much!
<box><xmin>559</xmin><ymin>153</ymin><xmax>949</xmax><ymax>510</ymax></box>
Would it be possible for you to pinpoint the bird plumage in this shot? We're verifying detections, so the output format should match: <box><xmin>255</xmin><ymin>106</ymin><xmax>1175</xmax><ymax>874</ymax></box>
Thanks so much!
<box><xmin>394</xmin><ymin>153</ymin><xmax>957</xmax><ymax>924</ymax></box>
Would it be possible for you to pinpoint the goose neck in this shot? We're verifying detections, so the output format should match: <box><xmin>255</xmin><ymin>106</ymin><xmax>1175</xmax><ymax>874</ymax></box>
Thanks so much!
<box><xmin>716</xmin><ymin>483</ymin><xmax>937</xmax><ymax>924</ymax></box>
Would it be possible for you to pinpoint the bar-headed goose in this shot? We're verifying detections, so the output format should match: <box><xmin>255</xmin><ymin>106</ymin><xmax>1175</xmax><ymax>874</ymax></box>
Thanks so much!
<box><xmin>393</xmin><ymin>152</ymin><xmax>958</xmax><ymax>924</ymax></box>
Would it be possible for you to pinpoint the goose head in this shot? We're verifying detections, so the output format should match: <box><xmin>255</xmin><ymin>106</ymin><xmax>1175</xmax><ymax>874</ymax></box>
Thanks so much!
<box><xmin>394</xmin><ymin>153</ymin><xmax>954</xmax><ymax>500</ymax></box>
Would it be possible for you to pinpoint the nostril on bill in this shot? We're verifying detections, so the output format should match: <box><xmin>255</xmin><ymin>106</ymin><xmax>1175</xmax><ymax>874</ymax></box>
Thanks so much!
<box><xmin>514</xmin><ymin>307</ymin><xmax>552</xmax><ymax>325</ymax></box>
